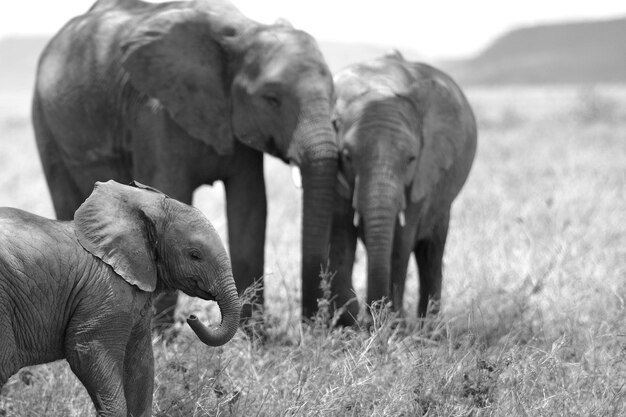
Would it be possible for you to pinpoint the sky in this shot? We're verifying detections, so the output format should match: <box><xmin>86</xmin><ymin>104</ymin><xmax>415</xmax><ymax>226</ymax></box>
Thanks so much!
<box><xmin>1</xmin><ymin>0</ymin><xmax>625</xmax><ymax>59</ymax></box>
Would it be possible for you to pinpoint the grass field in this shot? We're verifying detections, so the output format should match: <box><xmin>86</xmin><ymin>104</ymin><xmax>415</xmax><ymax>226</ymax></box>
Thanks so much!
<box><xmin>0</xmin><ymin>84</ymin><xmax>625</xmax><ymax>416</ymax></box>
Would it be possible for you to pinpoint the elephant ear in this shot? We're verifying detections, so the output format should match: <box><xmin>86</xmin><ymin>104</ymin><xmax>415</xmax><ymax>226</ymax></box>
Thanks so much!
<box><xmin>408</xmin><ymin>78</ymin><xmax>466</xmax><ymax>204</ymax></box>
<box><xmin>121</xmin><ymin>8</ymin><xmax>235</xmax><ymax>155</ymax></box>
<box><xmin>74</xmin><ymin>180</ymin><xmax>165</xmax><ymax>292</ymax></box>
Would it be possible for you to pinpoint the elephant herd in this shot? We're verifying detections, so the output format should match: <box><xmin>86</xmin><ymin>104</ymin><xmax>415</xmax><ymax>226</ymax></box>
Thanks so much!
<box><xmin>0</xmin><ymin>0</ymin><xmax>477</xmax><ymax>415</ymax></box>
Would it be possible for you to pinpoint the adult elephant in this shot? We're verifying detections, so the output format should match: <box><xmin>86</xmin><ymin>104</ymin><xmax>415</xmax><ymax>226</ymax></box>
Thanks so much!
<box><xmin>0</xmin><ymin>180</ymin><xmax>240</xmax><ymax>416</ymax></box>
<box><xmin>32</xmin><ymin>0</ymin><xmax>338</xmax><ymax>326</ymax></box>
<box><xmin>329</xmin><ymin>52</ymin><xmax>477</xmax><ymax>325</ymax></box>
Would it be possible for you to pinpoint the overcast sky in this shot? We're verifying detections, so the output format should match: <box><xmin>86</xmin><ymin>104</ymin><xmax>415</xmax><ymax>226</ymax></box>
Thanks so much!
<box><xmin>1</xmin><ymin>0</ymin><xmax>625</xmax><ymax>59</ymax></box>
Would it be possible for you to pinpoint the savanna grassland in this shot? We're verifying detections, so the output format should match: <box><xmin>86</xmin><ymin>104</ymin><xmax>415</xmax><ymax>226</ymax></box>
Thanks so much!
<box><xmin>0</xmin><ymin>83</ymin><xmax>625</xmax><ymax>416</ymax></box>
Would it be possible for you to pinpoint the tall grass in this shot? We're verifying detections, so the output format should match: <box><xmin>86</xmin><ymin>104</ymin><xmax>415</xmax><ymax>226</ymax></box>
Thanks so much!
<box><xmin>1</xmin><ymin>85</ymin><xmax>625</xmax><ymax>416</ymax></box>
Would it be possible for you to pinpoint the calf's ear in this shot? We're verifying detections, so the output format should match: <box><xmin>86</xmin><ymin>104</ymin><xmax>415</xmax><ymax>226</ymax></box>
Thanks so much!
<box><xmin>74</xmin><ymin>180</ymin><xmax>163</xmax><ymax>292</ymax></box>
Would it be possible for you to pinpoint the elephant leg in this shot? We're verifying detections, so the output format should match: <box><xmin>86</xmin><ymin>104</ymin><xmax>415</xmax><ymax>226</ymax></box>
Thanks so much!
<box><xmin>34</xmin><ymin>140</ymin><xmax>86</xmax><ymax>221</ymax></box>
<box><xmin>414</xmin><ymin>212</ymin><xmax>450</xmax><ymax>317</ymax></box>
<box><xmin>224</xmin><ymin>146</ymin><xmax>266</xmax><ymax>325</ymax></box>
<box><xmin>390</xmin><ymin>224</ymin><xmax>417</xmax><ymax>315</ymax></box>
<box><xmin>328</xmin><ymin>199</ymin><xmax>359</xmax><ymax>326</ymax></box>
<box><xmin>66</xmin><ymin>335</ymin><xmax>129</xmax><ymax>416</ymax></box>
<box><xmin>33</xmin><ymin>96</ymin><xmax>81</xmax><ymax>220</ymax></box>
<box><xmin>123</xmin><ymin>324</ymin><xmax>154</xmax><ymax>417</ymax></box>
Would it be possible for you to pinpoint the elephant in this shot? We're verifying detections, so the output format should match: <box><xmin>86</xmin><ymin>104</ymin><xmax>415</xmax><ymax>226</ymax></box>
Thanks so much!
<box><xmin>32</xmin><ymin>0</ymin><xmax>338</xmax><ymax>327</ymax></box>
<box><xmin>0</xmin><ymin>180</ymin><xmax>241</xmax><ymax>417</ymax></box>
<box><xmin>328</xmin><ymin>52</ymin><xmax>477</xmax><ymax>325</ymax></box>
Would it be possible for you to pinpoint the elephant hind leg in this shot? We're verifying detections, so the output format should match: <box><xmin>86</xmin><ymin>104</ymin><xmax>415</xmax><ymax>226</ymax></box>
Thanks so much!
<box><xmin>33</xmin><ymin>101</ymin><xmax>85</xmax><ymax>220</ymax></box>
<box><xmin>414</xmin><ymin>213</ymin><xmax>450</xmax><ymax>317</ymax></box>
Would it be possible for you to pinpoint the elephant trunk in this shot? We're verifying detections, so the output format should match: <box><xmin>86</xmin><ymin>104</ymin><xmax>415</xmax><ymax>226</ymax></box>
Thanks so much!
<box><xmin>187</xmin><ymin>257</ymin><xmax>242</xmax><ymax>347</ymax></box>
<box><xmin>359</xmin><ymin>172</ymin><xmax>403</xmax><ymax>307</ymax></box>
<box><xmin>294</xmin><ymin>112</ymin><xmax>338</xmax><ymax>318</ymax></box>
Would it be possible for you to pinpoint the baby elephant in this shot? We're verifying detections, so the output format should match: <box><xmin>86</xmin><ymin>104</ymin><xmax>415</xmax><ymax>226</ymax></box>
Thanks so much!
<box><xmin>329</xmin><ymin>52</ymin><xmax>477</xmax><ymax>325</ymax></box>
<box><xmin>0</xmin><ymin>180</ymin><xmax>241</xmax><ymax>417</ymax></box>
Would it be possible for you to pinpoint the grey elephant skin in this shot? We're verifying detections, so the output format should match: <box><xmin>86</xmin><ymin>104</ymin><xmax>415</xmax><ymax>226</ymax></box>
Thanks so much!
<box><xmin>328</xmin><ymin>53</ymin><xmax>477</xmax><ymax>325</ymax></box>
<box><xmin>32</xmin><ymin>0</ymin><xmax>338</xmax><ymax>325</ymax></box>
<box><xmin>0</xmin><ymin>180</ymin><xmax>240</xmax><ymax>417</ymax></box>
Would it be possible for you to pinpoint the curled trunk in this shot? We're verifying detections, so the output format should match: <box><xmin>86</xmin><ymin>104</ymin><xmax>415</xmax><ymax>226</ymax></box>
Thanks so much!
<box><xmin>187</xmin><ymin>269</ymin><xmax>241</xmax><ymax>347</ymax></box>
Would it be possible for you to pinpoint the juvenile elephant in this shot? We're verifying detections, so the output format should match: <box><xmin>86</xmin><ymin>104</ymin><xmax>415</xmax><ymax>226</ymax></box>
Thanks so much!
<box><xmin>329</xmin><ymin>52</ymin><xmax>477</xmax><ymax>325</ymax></box>
<box><xmin>33</xmin><ymin>0</ymin><xmax>337</xmax><ymax>325</ymax></box>
<box><xmin>0</xmin><ymin>180</ymin><xmax>240</xmax><ymax>417</ymax></box>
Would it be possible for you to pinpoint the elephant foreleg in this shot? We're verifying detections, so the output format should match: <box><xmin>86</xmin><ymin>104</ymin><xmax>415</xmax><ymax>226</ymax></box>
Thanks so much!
<box><xmin>328</xmin><ymin>199</ymin><xmax>359</xmax><ymax>326</ymax></box>
<box><xmin>390</xmin><ymin>222</ymin><xmax>417</xmax><ymax>315</ymax></box>
<box><xmin>414</xmin><ymin>212</ymin><xmax>450</xmax><ymax>317</ymax></box>
<box><xmin>224</xmin><ymin>146</ymin><xmax>266</xmax><ymax>325</ymax></box>
<box><xmin>123</xmin><ymin>324</ymin><xmax>154</xmax><ymax>417</ymax></box>
<box><xmin>65</xmin><ymin>307</ymin><xmax>134</xmax><ymax>417</ymax></box>
<box><xmin>66</xmin><ymin>338</ymin><xmax>128</xmax><ymax>416</ymax></box>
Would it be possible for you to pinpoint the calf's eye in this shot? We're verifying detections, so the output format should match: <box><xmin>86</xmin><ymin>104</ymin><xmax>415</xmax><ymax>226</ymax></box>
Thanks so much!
<box><xmin>189</xmin><ymin>249</ymin><xmax>202</xmax><ymax>261</ymax></box>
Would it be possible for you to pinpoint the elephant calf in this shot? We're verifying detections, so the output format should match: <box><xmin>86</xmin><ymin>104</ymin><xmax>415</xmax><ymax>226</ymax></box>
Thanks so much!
<box><xmin>0</xmin><ymin>180</ymin><xmax>241</xmax><ymax>417</ymax></box>
<box><xmin>329</xmin><ymin>52</ymin><xmax>477</xmax><ymax>325</ymax></box>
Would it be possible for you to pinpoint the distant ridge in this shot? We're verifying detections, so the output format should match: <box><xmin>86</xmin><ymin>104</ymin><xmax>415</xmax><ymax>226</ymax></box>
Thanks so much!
<box><xmin>442</xmin><ymin>17</ymin><xmax>626</xmax><ymax>85</ymax></box>
<box><xmin>2</xmin><ymin>16</ymin><xmax>625</xmax><ymax>92</ymax></box>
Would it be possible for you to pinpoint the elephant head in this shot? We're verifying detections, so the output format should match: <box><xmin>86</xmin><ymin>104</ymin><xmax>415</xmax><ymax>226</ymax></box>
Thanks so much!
<box><xmin>333</xmin><ymin>52</ymin><xmax>477</xmax><ymax>308</ymax></box>
<box><xmin>74</xmin><ymin>180</ymin><xmax>241</xmax><ymax>346</ymax></box>
<box><xmin>120</xmin><ymin>0</ymin><xmax>338</xmax><ymax>317</ymax></box>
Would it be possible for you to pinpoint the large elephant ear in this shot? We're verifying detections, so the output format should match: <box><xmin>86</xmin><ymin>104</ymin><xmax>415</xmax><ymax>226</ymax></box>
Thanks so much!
<box><xmin>74</xmin><ymin>180</ymin><xmax>165</xmax><ymax>292</ymax></box>
<box><xmin>121</xmin><ymin>8</ymin><xmax>235</xmax><ymax>155</ymax></box>
<box><xmin>408</xmin><ymin>78</ymin><xmax>467</xmax><ymax>203</ymax></box>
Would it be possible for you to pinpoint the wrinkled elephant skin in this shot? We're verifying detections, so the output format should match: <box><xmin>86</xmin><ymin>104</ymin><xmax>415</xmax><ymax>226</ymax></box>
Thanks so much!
<box><xmin>328</xmin><ymin>52</ymin><xmax>477</xmax><ymax>325</ymax></box>
<box><xmin>33</xmin><ymin>0</ymin><xmax>338</xmax><ymax>326</ymax></box>
<box><xmin>0</xmin><ymin>180</ymin><xmax>240</xmax><ymax>416</ymax></box>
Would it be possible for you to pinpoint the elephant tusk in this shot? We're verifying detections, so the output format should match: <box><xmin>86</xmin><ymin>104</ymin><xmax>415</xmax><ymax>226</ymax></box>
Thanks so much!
<box><xmin>398</xmin><ymin>211</ymin><xmax>406</xmax><ymax>227</ymax></box>
<box><xmin>291</xmin><ymin>164</ymin><xmax>302</xmax><ymax>189</ymax></box>
<box><xmin>353</xmin><ymin>211</ymin><xmax>360</xmax><ymax>227</ymax></box>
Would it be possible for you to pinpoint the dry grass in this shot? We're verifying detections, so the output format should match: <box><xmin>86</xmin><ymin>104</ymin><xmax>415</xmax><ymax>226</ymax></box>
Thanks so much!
<box><xmin>1</xmin><ymin>84</ymin><xmax>625</xmax><ymax>416</ymax></box>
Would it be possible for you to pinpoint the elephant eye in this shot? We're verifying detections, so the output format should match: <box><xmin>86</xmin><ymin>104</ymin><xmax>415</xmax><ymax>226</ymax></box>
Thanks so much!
<box><xmin>188</xmin><ymin>249</ymin><xmax>202</xmax><ymax>261</ymax></box>
<box><xmin>262</xmin><ymin>94</ymin><xmax>281</xmax><ymax>108</ymax></box>
<box><xmin>408</xmin><ymin>155</ymin><xmax>417</xmax><ymax>164</ymax></box>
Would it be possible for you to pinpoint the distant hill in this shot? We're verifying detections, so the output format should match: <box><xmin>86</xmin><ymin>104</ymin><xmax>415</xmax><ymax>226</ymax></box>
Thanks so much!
<box><xmin>0</xmin><ymin>35</ymin><xmax>418</xmax><ymax>92</ymax></box>
<box><xmin>3</xmin><ymin>16</ymin><xmax>625</xmax><ymax>91</ymax></box>
<box><xmin>442</xmin><ymin>17</ymin><xmax>626</xmax><ymax>85</ymax></box>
